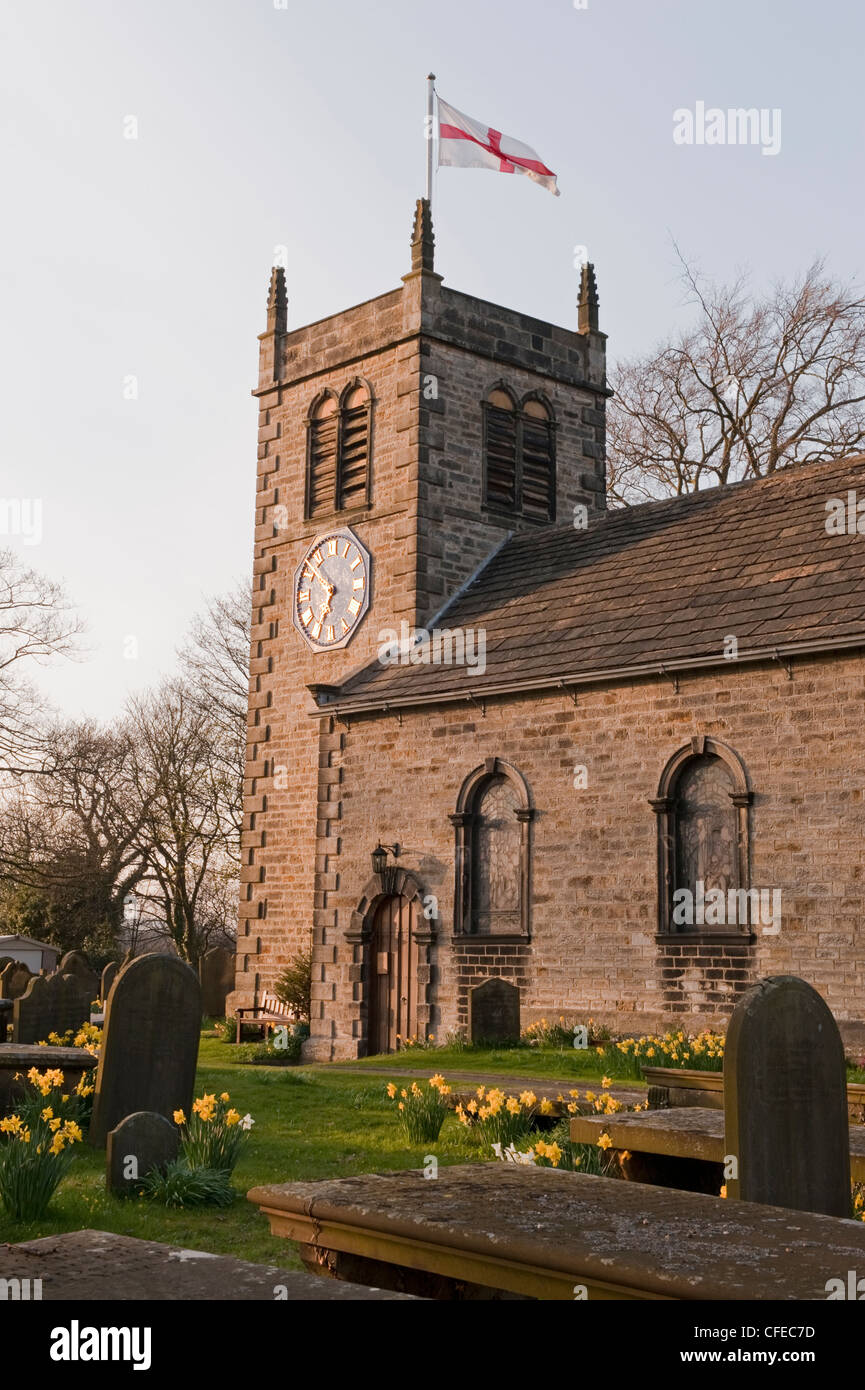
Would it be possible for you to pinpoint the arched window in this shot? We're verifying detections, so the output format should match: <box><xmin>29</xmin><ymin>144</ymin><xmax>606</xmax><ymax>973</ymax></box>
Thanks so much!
<box><xmin>483</xmin><ymin>388</ymin><xmax>518</xmax><ymax>512</ymax></box>
<box><xmin>306</xmin><ymin>380</ymin><xmax>372</xmax><ymax>519</ymax></box>
<box><xmin>306</xmin><ymin>392</ymin><xmax>339</xmax><ymax>519</ymax></box>
<box><xmin>482</xmin><ymin>387</ymin><xmax>556</xmax><ymax>522</ymax></box>
<box><xmin>473</xmin><ymin>776</ymin><xmax>522</xmax><ymax>933</ymax></box>
<box><xmin>451</xmin><ymin>758</ymin><xmax>534</xmax><ymax>936</ymax></box>
<box><xmin>651</xmin><ymin>738</ymin><xmax>753</xmax><ymax>936</ymax></box>
<box><xmin>337</xmin><ymin>381</ymin><xmax>371</xmax><ymax>511</ymax></box>
<box><xmin>520</xmin><ymin>397</ymin><xmax>555</xmax><ymax>521</ymax></box>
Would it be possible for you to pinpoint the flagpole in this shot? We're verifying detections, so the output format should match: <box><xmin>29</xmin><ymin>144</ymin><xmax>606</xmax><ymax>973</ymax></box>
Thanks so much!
<box><xmin>426</xmin><ymin>73</ymin><xmax>436</xmax><ymax>204</ymax></box>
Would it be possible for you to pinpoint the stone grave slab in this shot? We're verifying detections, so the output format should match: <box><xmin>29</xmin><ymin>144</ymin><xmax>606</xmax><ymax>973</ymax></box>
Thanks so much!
<box><xmin>199</xmin><ymin>946</ymin><xmax>234</xmax><ymax>1018</ymax></box>
<box><xmin>100</xmin><ymin>961</ymin><xmax>119</xmax><ymax>1002</ymax></box>
<box><xmin>469</xmin><ymin>978</ymin><xmax>520</xmax><ymax>1043</ymax></box>
<box><xmin>106</xmin><ymin>1111</ymin><xmax>180</xmax><ymax>1196</ymax></box>
<box><xmin>13</xmin><ymin>970</ymin><xmax>93</xmax><ymax>1045</ymax></box>
<box><xmin>0</xmin><ymin>961</ymin><xmax>34</xmax><ymax>1001</ymax></box>
<box><xmin>56</xmin><ymin>951</ymin><xmax>99</xmax><ymax>999</ymax></box>
<box><xmin>89</xmin><ymin>954</ymin><xmax>201</xmax><ymax>1147</ymax></box>
<box><xmin>0</xmin><ymin>1044</ymin><xmax>96</xmax><ymax>1117</ymax></box>
<box><xmin>0</xmin><ymin>1229</ymin><xmax>418</xmax><ymax>1299</ymax></box>
<box><xmin>725</xmin><ymin>974</ymin><xmax>851</xmax><ymax>1216</ymax></box>
<box><xmin>249</xmin><ymin>1162</ymin><xmax>865</xmax><ymax>1301</ymax></box>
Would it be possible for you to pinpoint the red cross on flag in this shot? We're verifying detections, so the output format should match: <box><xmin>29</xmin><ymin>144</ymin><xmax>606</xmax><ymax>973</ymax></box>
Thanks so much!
<box><xmin>437</xmin><ymin>96</ymin><xmax>560</xmax><ymax>196</ymax></box>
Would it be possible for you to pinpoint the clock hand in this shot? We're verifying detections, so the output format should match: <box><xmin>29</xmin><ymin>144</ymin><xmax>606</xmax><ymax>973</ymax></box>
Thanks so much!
<box><xmin>307</xmin><ymin>559</ymin><xmax>334</xmax><ymax>595</ymax></box>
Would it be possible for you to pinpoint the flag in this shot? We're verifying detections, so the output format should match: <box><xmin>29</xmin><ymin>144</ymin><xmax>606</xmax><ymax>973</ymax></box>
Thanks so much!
<box><xmin>436</xmin><ymin>96</ymin><xmax>560</xmax><ymax>196</ymax></box>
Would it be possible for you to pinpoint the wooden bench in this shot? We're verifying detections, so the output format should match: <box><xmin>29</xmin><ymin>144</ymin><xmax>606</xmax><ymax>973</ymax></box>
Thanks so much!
<box><xmin>569</xmin><ymin>1107</ymin><xmax>865</xmax><ymax>1193</ymax></box>
<box><xmin>234</xmin><ymin>990</ymin><xmax>292</xmax><ymax>1044</ymax></box>
<box><xmin>247</xmin><ymin>1163</ymin><xmax>865</xmax><ymax>1300</ymax></box>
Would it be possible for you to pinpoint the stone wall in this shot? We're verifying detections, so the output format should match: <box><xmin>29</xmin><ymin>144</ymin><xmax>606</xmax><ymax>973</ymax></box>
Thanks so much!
<box><xmin>308</xmin><ymin>649</ymin><xmax>865</xmax><ymax>1057</ymax></box>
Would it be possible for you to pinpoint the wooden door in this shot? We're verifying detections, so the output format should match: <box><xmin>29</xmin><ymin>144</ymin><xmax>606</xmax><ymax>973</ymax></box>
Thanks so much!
<box><xmin>368</xmin><ymin>895</ymin><xmax>418</xmax><ymax>1054</ymax></box>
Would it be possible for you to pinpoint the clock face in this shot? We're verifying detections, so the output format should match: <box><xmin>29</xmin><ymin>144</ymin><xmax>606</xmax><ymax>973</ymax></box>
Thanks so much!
<box><xmin>292</xmin><ymin>527</ymin><xmax>371</xmax><ymax>652</ymax></box>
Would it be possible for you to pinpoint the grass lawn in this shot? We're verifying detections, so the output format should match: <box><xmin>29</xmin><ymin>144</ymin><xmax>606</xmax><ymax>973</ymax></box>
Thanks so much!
<box><xmin>345</xmin><ymin>1044</ymin><xmax>651</xmax><ymax>1083</ymax></box>
<box><xmin>0</xmin><ymin>1033</ymin><xmax>483</xmax><ymax>1266</ymax></box>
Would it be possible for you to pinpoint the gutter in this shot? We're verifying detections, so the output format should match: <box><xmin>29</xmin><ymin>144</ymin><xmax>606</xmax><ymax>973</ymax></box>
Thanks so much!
<box><xmin>307</xmin><ymin>632</ymin><xmax>865</xmax><ymax>719</ymax></box>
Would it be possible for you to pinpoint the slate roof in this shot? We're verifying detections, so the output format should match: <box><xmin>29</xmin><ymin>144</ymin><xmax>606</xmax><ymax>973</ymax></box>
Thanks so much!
<box><xmin>322</xmin><ymin>455</ymin><xmax>865</xmax><ymax>713</ymax></box>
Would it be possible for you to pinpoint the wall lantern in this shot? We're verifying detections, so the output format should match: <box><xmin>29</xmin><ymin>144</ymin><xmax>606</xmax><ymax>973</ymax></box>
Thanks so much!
<box><xmin>371</xmin><ymin>842</ymin><xmax>400</xmax><ymax>878</ymax></box>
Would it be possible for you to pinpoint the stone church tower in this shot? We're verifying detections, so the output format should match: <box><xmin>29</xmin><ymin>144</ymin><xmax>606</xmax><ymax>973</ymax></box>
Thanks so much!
<box><xmin>234</xmin><ymin>203</ymin><xmax>609</xmax><ymax>1039</ymax></box>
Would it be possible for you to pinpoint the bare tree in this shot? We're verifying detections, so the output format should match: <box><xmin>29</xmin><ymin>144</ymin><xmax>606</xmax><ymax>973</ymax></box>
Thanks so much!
<box><xmin>0</xmin><ymin>720</ymin><xmax>147</xmax><ymax>957</ymax></box>
<box><xmin>177</xmin><ymin>581</ymin><xmax>249</xmax><ymax>859</ymax></box>
<box><xmin>0</xmin><ymin>551</ymin><xmax>82</xmax><ymax>773</ymax></box>
<box><xmin>128</xmin><ymin>680</ymin><xmax>238</xmax><ymax>967</ymax></box>
<box><xmin>608</xmin><ymin>256</ymin><xmax>865</xmax><ymax>505</ymax></box>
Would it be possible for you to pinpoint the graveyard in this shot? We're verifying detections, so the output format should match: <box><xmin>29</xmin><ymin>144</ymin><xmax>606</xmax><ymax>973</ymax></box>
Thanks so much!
<box><xmin>3</xmin><ymin>950</ymin><xmax>865</xmax><ymax>1304</ymax></box>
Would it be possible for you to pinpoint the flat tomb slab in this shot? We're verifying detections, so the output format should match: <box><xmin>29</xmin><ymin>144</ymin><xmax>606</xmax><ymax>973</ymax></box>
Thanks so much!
<box><xmin>0</xmin><ymin>1045</ymin><xmax>96</xmax><ymax>1116</ymax></box>
<box><xmin>248</xmin><ymin>1163</ymin><xmax>865</xmax><ymax>1301</ymax></box>
<box><xmin>0</xmin><ymin>1044</ymin><xmax>95</xmax><ymax>1068</ymax></box>
<box><xmin>569</xmin><ymin>1109</ymin><xmax>865</xmax><ymax>1181</ymax></box>
<box><xmin>0</xmin><ymin>1229</ymin><xmax>418</xmax><ymax>1300</ymax></box>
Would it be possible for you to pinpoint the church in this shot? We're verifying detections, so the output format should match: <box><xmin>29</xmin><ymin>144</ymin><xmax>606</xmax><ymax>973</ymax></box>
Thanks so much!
<box><xmin>234</xmin><ymin>200</ymin><xmax>865</xmax><ymax>1058</ymax></box>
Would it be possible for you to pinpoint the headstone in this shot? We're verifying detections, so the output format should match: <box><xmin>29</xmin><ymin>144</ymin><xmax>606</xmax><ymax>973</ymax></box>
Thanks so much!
<box><xmin>0</xmin><ymin>957</ymin><xmax>12</xmax><ymax>1037</ymax></box>
<box><xmin>199</xmin><ymin>946</ymin><xmax>235</xmax><ymax>1018</ymax></box>
<box><xmin>100</xmin><ymin>961</ymin><xmax>119</xmax><ymax>1001</ymax></box>
<box><xmin>12</xmin><ymin>970</ymin><xmax>93</xmax><ymax>1044</ymax></box>
<box><xmin>725</xmin><ymin>975</ymin><xmax>851</xmax><ymax>1217</ymax></box>
<box><xmin>56</xmin><ymin>950</ymin><xmax>99</xmax><ymax>999</ymax></box>
<box><xmin>106</xmin><ymin>1111</ymin><xmax>180</xmax><ymax>1196</ymax></box>
<box><xmin>89</xmin><ymin>954</ymin><xmax>201</xmax><ymax>1147</ymax></box>
<box><xmin>0</xmin><ymin>960</ymin><xmax>34</xmax><ymax>1000</ymax></box>
<box><xmin>469</xmin><ymin>978</ymin><xmax>520</xmax><ymax>1043</ymax></box>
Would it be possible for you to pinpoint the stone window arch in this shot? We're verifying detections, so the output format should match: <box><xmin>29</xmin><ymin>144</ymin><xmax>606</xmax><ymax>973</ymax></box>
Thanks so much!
<box><xmin>482</xmin><ymin>384</ymin><xmax>556</xmax><ymax>522</ymax></box>
<box><xmin>451</xmin><ymin>758</ymin><xmax>535</xmax><ymax>937</ymax></box>
<box><xmin>650</xmin><ymin>737</ymin><xmax>753</xmax><ymax>936</ymax></box>
<box><xmin>305</xmin><ymin>378</ymin><xmax>373</xmax><ymax>519</ymax></box>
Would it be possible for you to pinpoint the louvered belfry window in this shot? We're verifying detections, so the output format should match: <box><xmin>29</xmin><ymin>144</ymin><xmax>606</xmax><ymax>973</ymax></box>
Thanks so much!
<box><xmin>484</xmin><ymin>389</ymin><xmax>519</xmax><ymax>511</ymax></box>
<box><xmin>306</xmin><ymin>381</ymin><xmax>372</xmax><ymax>519</ymax></box>
<box><xmin>307</xmin><ymin>394</ymin><xmax>339</xmax><ymax>518</ymax></box>
<box><xmin>337</xmin><ymin>385</ymin><xmax>370</xmax><ymax>510</ymax></box>
<box><xmin>483</xmin><ymin>388</ymin><xmax>555</xmax><ymax>522</ymax></box>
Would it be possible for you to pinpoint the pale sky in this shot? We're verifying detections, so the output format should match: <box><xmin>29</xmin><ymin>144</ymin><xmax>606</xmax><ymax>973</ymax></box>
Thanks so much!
<box><xmin>2</xmin><ymin>0</ymin><xmax>863</xmax><ymax>720</ymax></box>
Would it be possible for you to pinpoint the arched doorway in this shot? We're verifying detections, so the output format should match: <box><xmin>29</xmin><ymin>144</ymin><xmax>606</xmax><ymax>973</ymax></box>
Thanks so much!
<box><xmin>368</xmin><ymin>894</ymin><xmax>420</xmax><ymax>1054</ymax></box>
